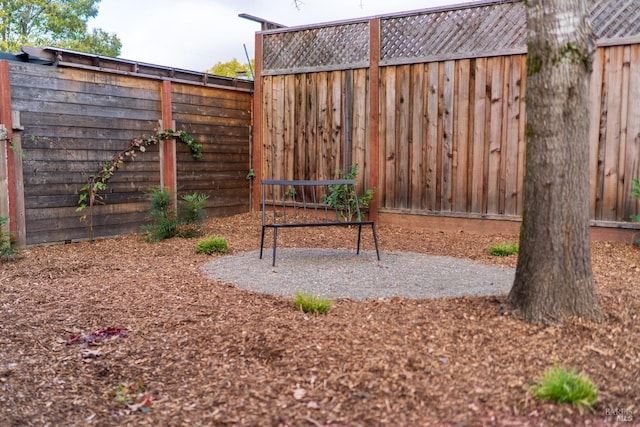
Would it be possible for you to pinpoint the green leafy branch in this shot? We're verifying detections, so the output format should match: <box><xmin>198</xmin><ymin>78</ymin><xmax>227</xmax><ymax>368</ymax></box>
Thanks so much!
<box><xmin>76</xmin><ymin>129</ymin><xmax>201</xmax><ymax>238</ymax></box>
<box><xmin>324</xmin><ymin>164</ymin><xmax>375</xmax><ymax>221</ymax></box>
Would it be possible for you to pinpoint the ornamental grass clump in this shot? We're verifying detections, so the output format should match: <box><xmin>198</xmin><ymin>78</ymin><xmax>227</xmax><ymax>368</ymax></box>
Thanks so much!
<box><xmin>196</xmin><ymin>236</ymin><xmax>229</xmax><ymax>255</ymax></box>
<box><xmin>530</xmin><ymin>364</ymin><xmax>598</xmax><ymax>413</ymax></box>
<box><xmin>293</xmin><ymin>292</ymin><xmax>332</xmax><ymax>315</ymax></box>
<box><xmin>488</xmin><ymin>242</ymin><xmax>519</xmax><ymax>256</ymax></box>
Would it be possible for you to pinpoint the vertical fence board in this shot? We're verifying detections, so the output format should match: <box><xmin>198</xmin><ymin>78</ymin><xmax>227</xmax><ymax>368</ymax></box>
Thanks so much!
<box><xmin>294</xmin><ymin>74</ymin><xmax>307</xmax><ymax>179</ymax></box>
<box><xmin>263</xmin><ymin>76</ymin><xmax>274</xmax><ymax>179</ymax></box>
<box><xmin>504</xmin><ymin>56</ymin><xmax>521</xmax><ymax>215</ymax></box>
<box><xmin>306</xmin><ymin>73</ymin><xmax>318</xmax><ymax>180</ymax></box>
<box><xmin>317</xmin><ymin>72</ymin><xmax>329</xmax><ymax>180</ymax></box>
<box><xmin>516</xmin><ymin>55</ymin><xmax>527</xmax><ymax>215</ymax></box>
<box><xmin>589</xmin><ymin>48</ymin><xmax>605</xmax><ymax>219</ymax></box>
<box><xmin>616</xmin><ymin>46</ymin><xmax>631</xmax><ymax>221</ymax></box>
<box><xmin>487</xmin><ymin>57</ymin><xmax>504</xmax><ymax>214</ymax></box>
<box><xmin>397</xmin><ymin>64</ymin><xmax>411</xmax><ymax>208</ymax></box>
<box><xmin>410</xmin><ymin>64</ymin><xmax>425</xmax><ymax>210</ymax></box>
<box><xmin>352</xmin><ymin>69</ymin><xmax>368</xmax><ymax>189</ymax></box>
<box><xmin>426</xmin><ymin>62</ymin><xmax>439</xmax><ymax>211</ymax></box>
<box><xmin>498</xmin><ymin>57</ymin><xmax>509</xmax><ymax>215</ymax></box>
<box><xmin>284</xmin><ymin>74</ymin><xmax>296</xmax><ymax>180</ymax></box>
<box><xmin>382</xmin><ymin>67</ymin><xmax>396</xmax><ymax>208</ymax></box>
<box><xmin>330</xmin><ymin>71</ymin><xmax>343</xmax><ymax>176</ymax></box>
<box><xmin>441</xmin><ymin>61</ymin><xmax>455</xmax><ymax>212</ymax></box>
<box><xmin>471</xmin><ymin>57</ymin><xmax>487</xmax><ymax>213</ymax></box>
<box><xmin>453</xmin><ymin>59</ymin><xmax>470</xmax><ymax>212</ymax></box>
<box><xmin>625</xmin><ymin>45</ymin><xmax>640</xmax><ymax>220</ymax></box>
<box><xmin>274</xmin><ymin>77</ymin><xmax>286</xmax><ymax>181</ymax></box>
<box><xmin>602</xmin><ymin>46</ymin><xmax>624</xmax><ymax>221</ymax></box>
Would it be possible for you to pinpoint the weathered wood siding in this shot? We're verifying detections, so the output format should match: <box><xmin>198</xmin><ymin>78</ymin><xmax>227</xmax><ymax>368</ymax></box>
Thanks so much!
<box><xmin>173</xmin><ymin>83</ymin><xmax>252</xmax><ymax>216</ymax></box>
<box><xmin>10</xmin><ymin>62</ymin><xmax>162</xmax><ymax>244</ymax></box>
<box><xmin>6</xmin><ymin>61</ymin><xmax>252</xmax><ymax>245</ymax></box>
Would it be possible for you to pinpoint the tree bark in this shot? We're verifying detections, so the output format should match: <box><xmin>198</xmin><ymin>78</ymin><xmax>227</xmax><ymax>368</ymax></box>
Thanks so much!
<box><xmin>504</xmin><ymin>0</ymin><xmax>603</xmax><ymax>324</ymax></box>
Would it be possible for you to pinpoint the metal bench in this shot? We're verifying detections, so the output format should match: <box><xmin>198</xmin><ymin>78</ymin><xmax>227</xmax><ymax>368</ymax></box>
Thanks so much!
<box><xmin>260</xmin><ymin>179</ymin><xmax>380</xmax><ymax>266</ymax></box>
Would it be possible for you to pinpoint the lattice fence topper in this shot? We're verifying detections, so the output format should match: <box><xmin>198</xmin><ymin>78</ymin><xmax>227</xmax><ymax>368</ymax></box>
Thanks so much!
<box><xmin>381</xmin><ymin>1</ymin><xmax>525</xmax><ymax>65</ymax></box>
<box><xmin>260</xmin><ymin>0</ymin><xmax>640</xmax><ymax>75</ymax></box>
<box><xmin>262</xmin><ymin>22</ymin><xmax>370</xmax><ymax>74</ymax></box>
<box><xmin>592</xmin><ymin>0</ymin><xmax>640</xmax><ymax>41</ymax></box>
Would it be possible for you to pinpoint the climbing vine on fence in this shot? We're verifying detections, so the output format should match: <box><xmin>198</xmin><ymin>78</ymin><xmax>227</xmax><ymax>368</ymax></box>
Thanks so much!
<box><xmin>76</xmin><ymin>129</ymin><xmax>202</xmax><ymax>237</ymax></box>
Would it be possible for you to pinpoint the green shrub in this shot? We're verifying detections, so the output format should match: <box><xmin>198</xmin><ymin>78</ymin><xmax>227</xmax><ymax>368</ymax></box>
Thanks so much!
<box><xmin>530</xmin><ymin>364</ymin><xmax>598</xmax><ymax>413</ymax></box>
<box><xmin>324</xmin><ymin>164</ymin><xmax>375</xmax><ymax>221</ymax></box>
<box><xmin>143</xmin><ymin>188</ymin><xmax>210</xmax><ymax>242</ymax></box>
<box><xmin>180</xmin><ymin>192</ymin><xmax>209</xmax><ymax>224</ymax></box>
<box><xmin>196</xmin><ymin>236</ymin><xmax>229</xmax><ymax>255</ymax></box>
<box><xmin>488</xmin><ymin>242</ymin><xmax>519</xmax><ymax>256</ymax></box>
<box><xmin>142</xmin><ymin>187</ymin><xmax>178</xmax><ymax>242</ymax></box>
<box><xmin>293</xmin><ymin>292</ymin><xmax>332</xmax><ymax>315</ymax></box>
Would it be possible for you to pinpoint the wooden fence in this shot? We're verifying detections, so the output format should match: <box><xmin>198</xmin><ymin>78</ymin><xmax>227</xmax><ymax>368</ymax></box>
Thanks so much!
<box><xmin>253</xmin><ymin>0</ymin><xmax>640</xmax><ymax>239</ymax></box>
<box><xmin>0</xmin><ymin>58</ymin><xmax>252</xmax><ymax>246</ymax></box>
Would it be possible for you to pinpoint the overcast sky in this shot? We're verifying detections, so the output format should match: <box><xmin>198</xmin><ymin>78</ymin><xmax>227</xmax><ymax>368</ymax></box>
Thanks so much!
<box><xmin>89</xmin><ymin>0</ymin><xmax>479</xmax><ymax>72</ymax></box>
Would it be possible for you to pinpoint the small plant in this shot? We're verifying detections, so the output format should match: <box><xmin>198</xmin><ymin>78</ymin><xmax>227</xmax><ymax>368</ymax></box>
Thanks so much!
<box><xmin>488</xmin><ymin>242</ymin><xmax>519</xmax><ymax>256</ymax></box>
<box><xmin>293</xmin><ymin>292</ymin><xmax>333</xmax><ymax>314</ymax></box>
<box><xmin>142</xmin><ymin>187</ymin><xmax>178</xmax><ymax>242</ymax></box>
<box><xmin>196</xmin><ymin>236</ymin><xmax>229</xmax><ymax>255</ymax></box>
<box><xmin>0</xmin><ymin>215</ymin><xmax>17</xmax><ymax>260</ymax></box>
<box><xmin>180</xmin><ymin>192</ymin><xmax>209</xmax><ymax>225</ymax></box>
<box><xmin>324</xmin><ymin>164</ymin><xmax>375</xmax><ymax>221</ymax></box>
<box><xmin>284</xmin><ymin>187</ymin><xmax>297</xmax><ymax>199</ymax></box>
<box><xmin>143</xmin><ymin>188</ymin><xmax>210</xmax><ymax>242</ymax></box>
<box><xmin>530</xmin><ymin>364</ymin><xmax>598</xmax><ymax>413</ymax></box>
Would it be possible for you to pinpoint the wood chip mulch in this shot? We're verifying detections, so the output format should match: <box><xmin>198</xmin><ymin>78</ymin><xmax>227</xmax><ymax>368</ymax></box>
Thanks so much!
<box><xmin>1</xmin><ymin>213</ymin><xmax>638</xmax><ymax>426</ymax></box>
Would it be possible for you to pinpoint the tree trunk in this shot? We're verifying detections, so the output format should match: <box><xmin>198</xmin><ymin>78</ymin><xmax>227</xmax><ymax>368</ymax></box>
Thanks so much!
<box><xmin>504</xmin><ymin>0</ymin><xmax>603</xmax><ymax>324</ymax></box>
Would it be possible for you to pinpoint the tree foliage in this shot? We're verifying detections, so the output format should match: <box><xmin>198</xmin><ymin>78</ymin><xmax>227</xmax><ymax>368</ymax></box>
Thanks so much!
<box><xmin>208</xmin><ymin>58</ymin><xmax>254</xmax><ymax>79</ymax></box>
<box><xmin>0</xmin><ymin>0</ymin><xmax>121</xmax><ymax>56</ymax></box>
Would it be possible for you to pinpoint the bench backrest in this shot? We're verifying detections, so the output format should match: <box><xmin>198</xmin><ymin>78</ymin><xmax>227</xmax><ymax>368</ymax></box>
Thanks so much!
<box><xmin>261</xmin><ymin>179</ymin><xmax>367</xmax><ymax>226</ymax></box>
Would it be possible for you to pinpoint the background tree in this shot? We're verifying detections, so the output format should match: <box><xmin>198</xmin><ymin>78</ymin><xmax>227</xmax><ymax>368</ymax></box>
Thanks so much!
<box><xmin>504</xmin><ymin>0</ymin><xmax>603</xmax><ymax>324</ymax></box>
<box><xmin>209</xmin><ymin>58</ymin><xmax>254</xmax><ymax>79</ymax></box>
<box><xmin>0</xmin><ymin>0</ymin><xmax>121</xmax><ymax>56</ymax></box>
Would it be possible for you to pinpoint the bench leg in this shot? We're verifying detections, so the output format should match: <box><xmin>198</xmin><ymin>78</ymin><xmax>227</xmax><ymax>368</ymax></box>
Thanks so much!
<box><xmin>371</xmin><ymin>223</ymin><xmax>380</xmax><ymax>261</ymax></box>
<box><xmin>260</xmin><ymin>226</ymin><xmax>266</xmax><ymax>259</ymax></box>
<box><xmin>272</xmin><ymin>227</ymin><xmax>278</xmax><ymax>267</ymax></box>
<box><xmin>356</xmin><ymin>223</ymin><xmax>363</xmax><ymax>254</ymax></box>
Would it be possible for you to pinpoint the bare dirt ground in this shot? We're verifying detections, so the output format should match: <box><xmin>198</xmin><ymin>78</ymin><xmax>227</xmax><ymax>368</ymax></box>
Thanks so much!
<box><xmin>1</xmin><ymin>213</ymin><xmax>638</xmax><ymax>426</ymax></box>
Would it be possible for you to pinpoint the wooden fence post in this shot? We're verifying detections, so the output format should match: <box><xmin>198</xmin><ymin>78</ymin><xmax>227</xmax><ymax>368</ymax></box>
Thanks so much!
<box><xmin>368</xmin><ymin>18</ymin><xmax>381</xmax><ymax>221</ymax></box>
<box><xmin>0</xmin><ymin>61</ymin><xmax>19</xmax><ymax>244</ymax></box>
<box><xmin>252</xmin><ymin>32</ymin><xmax>263</xmax><ymax>213</ymax></box>
<box><xmin>160</xmin><ymin>80</ymin><xmax>177</xmax><ymax>209</ymax></box>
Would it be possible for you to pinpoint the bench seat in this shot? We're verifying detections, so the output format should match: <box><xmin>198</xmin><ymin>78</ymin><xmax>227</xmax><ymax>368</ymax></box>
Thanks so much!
<box><xmin>260</xmin><ymin>179</ymin><xmax>380</xmax><ymax>266</ymax></box>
